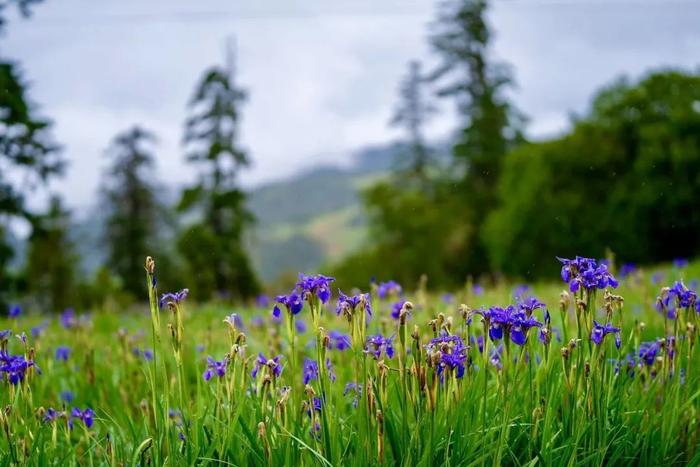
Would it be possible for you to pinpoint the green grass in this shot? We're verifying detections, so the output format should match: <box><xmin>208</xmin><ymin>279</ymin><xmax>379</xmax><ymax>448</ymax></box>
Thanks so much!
<box><xmin>1</xmin><ymin>260</ymin><xmax>699</xmax><ymax>465</ymax></box>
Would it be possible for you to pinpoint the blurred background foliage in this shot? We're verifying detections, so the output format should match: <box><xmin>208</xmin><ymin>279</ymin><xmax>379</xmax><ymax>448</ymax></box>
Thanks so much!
<box><xmin>1</xmin><ymin>0</ymin><xmax>699</xmax><ymax>310</ymax></box>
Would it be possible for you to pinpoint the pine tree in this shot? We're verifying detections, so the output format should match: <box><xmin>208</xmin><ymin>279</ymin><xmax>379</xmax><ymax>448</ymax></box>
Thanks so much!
<box><xmin>102</xmin><ymin>126</ymin><xmax>161</xmax><ymax>299</ymax></box>
<box><xmin>389</xmin><ymin>60</ymin><xmax>437</xmax><ymax>187</ymax></box>
<box><xmin>25</xmin><ymin>196</ymin><xmax>77</xmax><ymax>312</ymax></box>
<box><xmin>0</xmin><ymin>1</ymin><xmax>59</xmax><ymax>220</ymax></box>
<box><xmin>430</xmin><ymin>0</ymin><xmax>524</xmax><ymax>273</ymax></box>
<box><xmin>178</xmin><ymin>52</ymin><xmax>259</xmax><ymax>301</ymax></box>
<box><xmin>0</xmin><ymin>53</ymin><xmax>63</xmax><ymax>307</ymax></box>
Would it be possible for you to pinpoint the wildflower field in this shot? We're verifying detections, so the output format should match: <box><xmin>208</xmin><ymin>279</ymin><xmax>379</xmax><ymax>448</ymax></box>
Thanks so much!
<box><xmin>2</xmin><ymin>256</ymin><xmax>700</xmax><ymax>466</ymax></box>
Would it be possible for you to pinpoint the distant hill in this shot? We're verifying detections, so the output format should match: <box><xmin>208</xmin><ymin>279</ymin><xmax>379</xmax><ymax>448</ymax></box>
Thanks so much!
<box><xmin>247</xmin><ymin>142</ymin><xmax>403</xmax><ymax>283</ymax></box>
<box><xmin>53</xmin><ymin>140</ymin><xmax>446</xmax><ymax>285</ymax></box>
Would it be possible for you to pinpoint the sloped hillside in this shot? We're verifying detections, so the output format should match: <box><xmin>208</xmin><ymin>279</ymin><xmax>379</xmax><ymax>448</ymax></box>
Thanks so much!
<box><xmin>247</xmin><ymin>144</ymin><xmax>401</xmax><ymax>282</ymax></box>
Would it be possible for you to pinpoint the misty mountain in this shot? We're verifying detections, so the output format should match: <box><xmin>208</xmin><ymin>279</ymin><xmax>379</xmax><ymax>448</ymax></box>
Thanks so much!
<box><xmin>247</xmin><ymin>143</ymin><xmax>401</xmax><ymax>283</ymax></box>
<box><xmin>247</xmin><ymin>140</ymin><xmax>452</xmax><ymax>283</ymax></box>
<box><xmin>64</xmin><ymin>140</ymin><xmax>446</xmax><ymax>284</ymax></box>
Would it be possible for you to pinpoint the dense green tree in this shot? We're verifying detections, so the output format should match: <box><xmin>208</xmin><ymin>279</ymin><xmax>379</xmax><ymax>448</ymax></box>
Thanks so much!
<box><xmin>0</xmin><ymin>62</ymin><xmax>62</xmax><ymax>218</ymax></box>
<box><xmin>429</xmin><ymin>0</ymin><xmax>524</xmax><ymax>274</ymax></box>
<box><xmin>334</xmin><ymin>0</ymin><xmax>521</xmax><ymax>289</ymax></box>
<box><xmin>24</xmin><ymin>196</ymin><xmax>77</xmax><ymax>312</ymax></box>
<box><xmin>0</xmin><ymin>0</ymin><xmax>56</xmax><ymax>221</ymax></box>
<box><xmin>178</xmin><ymin>60</ymin><xmax>259</xmax><ymax>301</ymax></box>
<box><xmin>484</xmin><ymin>70</ymin><xmax>700</xmax><ymax>278</ymax></box>
<box><xmin>0</xmin><ymin>3</ymin><xmax>63</xmax><ymax>306</ymax></box>
<box><xmin>101</xmin><ymin>126</ymin><xmax>161</xmax><ymax>299</ymax></box>
<box><xmin>333</xmin><ymin>182</ymin><xmax>464</xmax><ymax>291</ymax></box>
<box><xmin>333</xmin><ymin>59</ymin><xmax>464</xmax><ymax>290</ymax></box>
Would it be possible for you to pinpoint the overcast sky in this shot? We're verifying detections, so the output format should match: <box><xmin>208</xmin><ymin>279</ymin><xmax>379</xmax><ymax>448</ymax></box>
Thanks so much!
<box><xmin>3</xmin><ymin>0</ymin><xmax>699</xmax><ymax>209</ymax></box>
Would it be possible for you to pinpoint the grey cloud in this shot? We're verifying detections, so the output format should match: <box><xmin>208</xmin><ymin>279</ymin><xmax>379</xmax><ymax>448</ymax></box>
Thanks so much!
<box><xmin>3</xmin><ymin>0</ymin><xmax>699</xmax><ymax>207</ymax></box>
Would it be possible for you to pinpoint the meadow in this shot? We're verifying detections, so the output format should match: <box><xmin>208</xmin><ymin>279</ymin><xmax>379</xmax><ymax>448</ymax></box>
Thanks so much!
<box><xmin>1</xmin><ymin>256</ymin><xmax>699</xmax><ymax>466</ymax></box>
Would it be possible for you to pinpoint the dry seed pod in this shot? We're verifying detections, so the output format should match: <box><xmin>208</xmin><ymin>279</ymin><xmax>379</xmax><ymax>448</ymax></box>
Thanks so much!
<box><xmin>305</xmin><ymin>384</ymin><xmax>316</xmax><ymax>398</ymax></box>
<box><xmin>145</xmin><ymin>256</ymin><xmax>155</xmax><ymax>274</ymax></box>
<box><xmin>411</xmin><ymin>325</ymin><xmax>420</xmax><ymax>341</ymax></box>
<box><xmin>561</xmin><ymin>347</ymin><xmax>570</xmax><ymax>360</ymax></box>
<box><xmin>459</xmin><ymin>304</ymin><xmax>471</xmax><ymax>320</ymax></box>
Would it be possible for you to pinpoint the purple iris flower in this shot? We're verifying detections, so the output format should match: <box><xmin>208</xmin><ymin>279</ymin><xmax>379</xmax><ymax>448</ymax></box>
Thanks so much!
<box><xmin>377</xmin><ymin>280</ymin><xmax>402</xmax><ymax>299</ymax></box>
<box><xmin>70</xmin><ymin>407</ymin><xmax>94</xmax><ymax>429</ymax></box>
<box><xmin>300</xmin><ymin>357</ymin><xmax>335</xmax><ymax>384</ymax></box>
<box><xmin>295</xmin><ymin>319</ymin><xmax>307</xmax><ymax>334</ymax></box>
<box><xmin>203</xmin><ymin>356</ymin><xmax>227</xmax><ymax>381</ymax></box>
<box><xmin>0</xmin><ymin>351</ymin><xmax>36</xmax><ymax>384</ymax></box>
<box><xmin>390</xmin><ymin>300</ymin><xmax>409</xmax><ymax>320</ymax></box>
<box><xmin>223</xmin><ymin>313</ymin><xmax>243</xmax><ymax>329</ymax></box>
<box><xmin>343</xmin><ymin>382</ymin><xmax>362</xmax><ymax>408</ymax></box>
<box><xmin>7</xmin><ymin>305</ymin><xmax>20</xmax><ymax>319</ymax></box>
<box><xmin>296</xmin><ymin>273</ymin><xmax>335</xmax><ymax>304</ymax></box>
<box><xmin>60</xmin><ymin>308</ymin><xmax>76</xmax><ymax>329</ymax></box>
<box><xmin>475</xmin><ymin>306</ymin><xmax>542</xmax><ymax>345</ymax></box>
<box><xmin>557</xmin><ymin>256</ymin><xmax>619</xmax><ymax>293</ymax></box>
<box><xmin>671</xmin><ymin>282</ymin><xmax>697</xmax><ymax>308</ymax></box>
<box><xmin>471</xmin><ymin>335</ymin><xmax>485</xmax><ymax>354</ymax></box>
<box><xmin>326</xmin><ymin>358</ymin><xmax>336</xmax><ymax>382</ymax></box>
<box><xmin>590</xmin><ymin>320</ymin><xmax>621</xmax><ymax>347</ymax></box>
<box><xmin>302</xmin><ymin>358</ymin><xmax>319</xmax><ymax>384</ymax></box>
<box><xmin>510</xmin><ymin>316</ymin><xmax>543</xmax><ymax>346</ymax></box>
<box><xmin>31</xmin><ymin>320</ymin><xmax>49</xmax><ymax>339</ymax></box>
<box><xmin>251</xmin><ymin>353</ymin><xmax>283</xmax><ymax>379</ymax></box>
<box><xmin>169</xmin><ymin>408</ymin><xmax>182</xmax><ymax>421</ymax></box>
<box><xmin>673</xmin><ymin>258</ymin><xmax>689</xmax><ymax>268</ymax></box>
<box><xmin>639</xmin><ymin>341</ymin><xmax>660</xmax><ymax>366</ymax></box>
<box><xmin>55</xmin><ymin>346</ymin><xmax>71</xmax><ymax>362</ymax></box>
<box><xmin>328</xmin><ymin>331</ymin><xmax>351</xmax><ymax>351</ymax></box>
<box><xmin>669</xmin><ymin>282</ymin><xmax>697</xmax><ymax>308</ymax></box>
<box><xmin>619</xmin><ymin>263</ymin><xmax>637</xmax><ymax>279</ymax></box>
<box><xmin>517</xmin><ymin>296</ymin><xmax>546</xmax><ymax>317</ymax></box>
<box><xmin>60</xmin><ymin>390</ymin><xmax>74</xmax><ymax>404</ymax></box>
<box><xmin>657</xmin><ymin>282</ymin><xmax>698</xmax><ymax>319</ymax></box>
<box><xmin>512</xmin><ymin>284</ymin><xmax>530</xmax><ymax>299</ymax></box>
<box><xmin>305</xmin><ymin>396</ymin><xmax>323</xmax><ymax>419</ymax></box>
<box><xmin>43</xmin><ymin>408</ymin><xmax>63</xmax><ymax>423</ymax></box>
<box><xmin>613</xmin><ymin>354</ymin><xmax>638</xmax><ymax>376</ymax></box>
<box><xmin>159</xmin><ymin>289</ymin><xmax>189</xmax><ymax>309</ymax></box>
<box><xmin>490</xmin><ymin>345</ymin><xmax>504</xmax><ymax>370</ymax></box>
<box><xmin>364</xmin><ymin>335</ymin><xmax>394</xmax><ymax>359</ymax></box>
<box><xmin>335</xmin><ymin>291</ymin><xmax>372</xmax><ymax>317</ymax></box>
<box><xmin>425</xmin><ymin>333</ymin><xmax>468</xmax><ymax>379</ymax></box>
<box><xmin>666</xmin><ymin>336</ymin><xmax>676</xmax><ymax>359</ymax></box>
<box><xmin>441</xmin><ymin>293</ymin><xmax>454</xmax><ymax>304</ymax></box>
<box><xmin>474</xmin><ymin>306</ymin><xmax>505</xmax><ymax>341</ymax></box>
<box><xmin>272</xmin><ymin>291</ymin><xmax>303</xmax><ymax>318</ymax></box>
<box><xmin>256</xmin><ymin>294</ymin><xmax>270</xmax><ymax>308</ymax></box>
<box><xmin>168</xmin><ymin>409</ymin><xmax>187</xmax><ymax>440</ymax></box>
<box><xmin>472</xmin><ymin>284</ymin><xmax>484</xmax><ymax>296</ymax></box>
